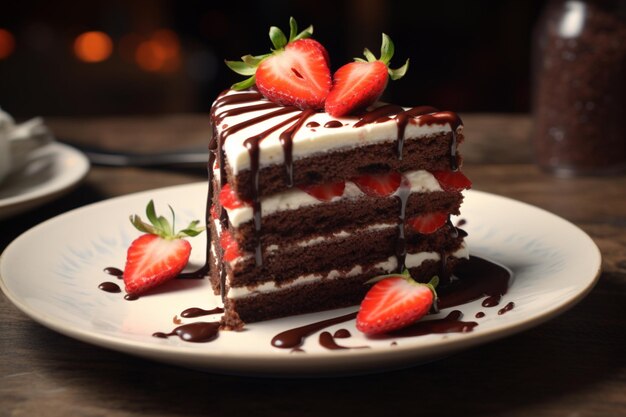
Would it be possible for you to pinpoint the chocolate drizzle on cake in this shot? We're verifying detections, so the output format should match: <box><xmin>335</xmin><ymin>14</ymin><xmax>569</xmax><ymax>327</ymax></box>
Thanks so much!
<box><xmin>208</xmin><ymin>90</ymin><xmax>464</xmax><ymax>302</ymax></box>
<box><xmin>279</xmin><ymin>109</ymin><xmax>315</xmax><ymax>186</ymax></box>
<box><xmin>394</xmin><ymin>177</ymin><xmax>411</xmax><ymax>272</ymax></box>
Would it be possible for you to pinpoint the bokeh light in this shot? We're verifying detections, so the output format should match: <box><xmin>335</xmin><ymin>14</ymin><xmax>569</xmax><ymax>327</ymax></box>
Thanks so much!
<box><xmin>73</xmin><ymin>31</ymin><xmax>113</xmax><ymax>63</ymax></box>
<box><xmin>135</xmin><ymin>29</ymin><xmax>181</xmax><ymax>73</ymax></box>
<box><xmin>0</xmin><ymin>28</ymin><xmax>16</xmax><ymax>59</ymax></box>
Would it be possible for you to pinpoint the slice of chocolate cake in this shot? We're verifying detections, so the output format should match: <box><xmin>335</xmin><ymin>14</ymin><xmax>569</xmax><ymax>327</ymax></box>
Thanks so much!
<box><xmin>208</xmin><ymin>89</ymin><xmax>471</xmax><ymax>328</ymax></box>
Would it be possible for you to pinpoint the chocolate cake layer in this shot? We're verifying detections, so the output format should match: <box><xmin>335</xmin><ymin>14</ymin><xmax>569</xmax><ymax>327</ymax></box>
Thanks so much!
<box><xmin>227</xmin><ymin>131</ymin><xmax>463</xmax><ymax>200</ymax></box>
<box><xmin>211</xmin><ymin>220</ymin><xmax>466</xmax><ymax>287</ymax></box>
<box><xmin>212</xmin><ymin>184</ymin><xmax>464</xmax><ymax>249</ymax></box>
<box><xmin>220</xmin><ymin>257</ymin><xmax>465</xmax><ymax>326</ymax></box>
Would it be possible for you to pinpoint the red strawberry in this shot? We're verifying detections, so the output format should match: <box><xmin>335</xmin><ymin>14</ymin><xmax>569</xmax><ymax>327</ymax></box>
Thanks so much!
<box><xmin>325</xmin><ymin>34</ymin><xmax>409</xmax><ymax>117</ymax></box>
<box><xmin>256</xmin><ymin>39</ymin><xmax>331</xmax><ymax>109</ymax></box>
<box><xmin>219</xmin><ymin>229</ymin><xmax>241</xmax><ymax>262</ymax></box>
<box><xmin>352</xmin><ymin>171</ymin><xmax>402</xmax><ymax>197</ymax></box>
<box><xmin>225</xmin><ymin>17</ymin><xmax>331</xmax><ymax>109</ymax></box>
<box><xmin>298</xmin><ymin>181</ymin><xmax>345</xmax><ymax>201</ymax></box>
<box><xmin>356</xmin><ymin>273</ymin><xmax>439</xmax><ymax>335</ymax></box>
<box><xmin>124</xmin><ymin>200</ymin><xmax>204</xmax><ymax>295</ymax></box>
<box><xmin>432</xmin><ymin>170</ymin><xmax>472</xmax><ymax>192</ymax></box>
<box><xmin>219</xmin><ymin>183</ymin><xmax>248</xmax><ymax>210</ymax></box>
<box><xmin>408</xmin><ymin>212</ymin><xmax>448</xmax><ymax>234</ymax></box>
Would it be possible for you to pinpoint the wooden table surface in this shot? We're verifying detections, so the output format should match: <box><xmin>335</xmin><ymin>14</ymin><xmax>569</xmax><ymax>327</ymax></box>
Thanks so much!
<box><xmin>1</xmin><ymin>114</ymin><xmax>625</xmax><ymax>417</ymax></box>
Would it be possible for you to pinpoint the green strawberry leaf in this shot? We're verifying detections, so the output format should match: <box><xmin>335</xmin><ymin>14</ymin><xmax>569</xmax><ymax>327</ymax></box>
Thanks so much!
<box><xmin>225</xmin><ymin>60</ymin><xmax>257</xmax><ymax>76</ymax></box>
<box><xmin>232</xmin><ymin>75</ymin><xmax>257</xmax><ymax>91</ymax></box>
<box><xmin>269</xmin><ymin>26</ymin><xmax>287</xmax><ymax>50</ymax></box>
<box><xmin>380</xmin><ymin>33</ymin><xmax>394</xmax><ymax>65</ymax></box>
<box><xmin>389</xmin><ymin>58</ymin><xmax>409</xmax><ymax>80</ymax></box>
<box><xmin>130</xmin><ymin>200</ymin><xmax>205</xmax><ymax>240</ymax></box>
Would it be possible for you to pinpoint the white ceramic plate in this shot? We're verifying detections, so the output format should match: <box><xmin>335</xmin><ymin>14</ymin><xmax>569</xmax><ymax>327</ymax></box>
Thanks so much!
<box><xmin>0</xmin><ymin>185</ymin><xmax>601</xmax><ymax>376</ymax></box>
<box><xmin>0</xmin><ymin>142</ymin><xmax>90</xmax><ymax>220</ymax></box>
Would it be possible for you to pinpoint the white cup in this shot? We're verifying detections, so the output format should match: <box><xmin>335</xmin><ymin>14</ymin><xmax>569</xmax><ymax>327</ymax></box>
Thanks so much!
<box><xmin>0</xmin><ymin>108</ymin><xmax>53</xmax><ymax>185</ymax></box>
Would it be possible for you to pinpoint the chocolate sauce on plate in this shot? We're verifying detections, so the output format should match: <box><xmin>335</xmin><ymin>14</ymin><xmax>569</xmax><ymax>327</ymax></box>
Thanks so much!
<box><xmin>103</xmin><ymin>267</ymin><xmax>123</xmax><ymax>277</ymax></box>
<box><xmin>386</xmin><ymin>310</ymin><xmax>477</xmax><ymax>338</ymax></box>
<box><xmin>98</xmin><ymin>282</ymin><xmax>121</xmax><ymax>293</ymax></box>
<box><xmin>333</xmin><ymin>329</ymin><xmax>351</xmax><ymax>338</ymax></box>
<box><xmin>319</xmin><ymin>331</ymin><xmax>369</xmax><ymax>350</ymax></box>
<box><xmin>153</xmin><ymin>322</ymin><xmax>220</xmax><ymax>343</ymax></box>
<box><xmin>498</xmin><ymin>302</ymin><xmax>515</xmax><ymax>315</ymax></box>
<box><xmin>180</xmin><ymin>306</ymin><xmax>225</xmax><ymax>318</ymax></box>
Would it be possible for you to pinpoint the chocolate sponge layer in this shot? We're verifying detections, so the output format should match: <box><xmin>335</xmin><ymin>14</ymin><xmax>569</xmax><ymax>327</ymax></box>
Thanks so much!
<box><xmin>212</xmin><ymin>221</ymin><xmax>466</xmax><ymax>287</ymax></box>
<box><xmin>227</xmin><ymin>131</ymin><xmax>463</xmax><ymax>200</ymax></box>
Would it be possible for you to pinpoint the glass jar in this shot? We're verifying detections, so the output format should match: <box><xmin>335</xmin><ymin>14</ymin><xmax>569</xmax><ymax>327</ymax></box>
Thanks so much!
<box><xmin>532</xmin><ymin>0</ymin><xmax>626</xmax><ymax>176</ymax></box>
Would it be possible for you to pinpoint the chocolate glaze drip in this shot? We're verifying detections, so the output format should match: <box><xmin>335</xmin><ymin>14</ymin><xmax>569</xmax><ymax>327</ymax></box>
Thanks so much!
<box><xmin>385</xmin><ymin>310</ymin><xmax>477</xmax><ymax>338</ymax></box>
<box><xmin>394</xmin><ymin>106</ymin><xmax>438</xmax><ymax>160</ymax></box>
<box><xmin>214</xmin><ymin>102</ymin><xmax>277</xmax><ymax>125</ymax></box>
<box><xmin>103</xmin><ymin>267</ymin><xmax>123</xmax><ymax>277</ymax></box>
<box><xmin>98</xmin><ymin>282</ymin><xmax>121</xmax><ymax>293</ymax></box>
<box><xmin>180</xmin><ymin>306</ymin><xmax>224</xmax><ymax>318</ymax></box>
<box><xmin>244</xmin><ymin>112</ymin><xmax>302</xmax><ymax>266</ymax></box>
<box><xmin>153</xmin><ymin>322</ymin><xmax>220</xmax><ymax>343</ymax></box>
<box><xmin>353</xmin><ymin>104</ymin><xmax>404</xmax><ymax>128</ymax></box>
<box><xmin>279</xmin><ymin>109</ymin><xmax>315</xmax><ymax>187</ymax></box>
<box><xmin>394</xmin><ymin>178</ymin><xmax>411</xmax><ymax>272</ymax></box>
<box><xmin>324</xmin><ymin>120</ymin><xmax>343</xmax><ymax>128</ymax></box>
<box><xmin>414</xmin><ymin>111</ymin><xmax>463</xmax><ymax>171</ymax></box>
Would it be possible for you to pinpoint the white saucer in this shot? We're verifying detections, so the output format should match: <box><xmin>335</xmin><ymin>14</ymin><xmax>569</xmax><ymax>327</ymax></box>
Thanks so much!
<box><xmin>0</xmin><ymin>185</ymin><xmax>601</xmax><ymax>376</ymax></box>
<box><xmin>0</xmin><ymin>142</ymin><xmax>90</xmax><ymax>220</ymax></box>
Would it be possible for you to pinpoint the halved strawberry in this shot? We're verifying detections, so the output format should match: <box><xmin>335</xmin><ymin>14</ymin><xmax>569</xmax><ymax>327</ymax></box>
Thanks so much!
<box><xmin>352</xmin><ymin>171</ymin><xmax>402</xmax><ymax>197</ymax></box>
<box><xmin>408</xmin><ymin>212</ymin><xmax>448</xmax><ymax>234</ymax></box>
<box><xmin>298</xmin><ymin>181</ymin><xmax>345</xmax><ymax>201</ymax></box>
<box><xmin>325</xmin><ymin>34</ymin><xmax>409</xmax><ymax>117</ymax></box>
<box><xmin>124</xmin><ymin>201</ymin><xmax>204</xmax><ymax>295</ymax></box>
<box><xmin>357</xmin><ymin>272</ymin><xmax>439</xmax><ymax>335</ymax></box>
<box><xmin>219</xmin><ymin>183</ymin><xmax>248</xmax><ymax>210</ymax></box>
<box><xmin>432</xmin><ymin>170</ymin><xmax>472</xmax><ymax>192</ymax></box>
<box><xmin>225</xmin><ymin>17</ymin><xmax>331</xmax><ymax>109</ymax></box>
<box><xmin>219</xmin><ymin>229</ymin><xmax>241</xmax><ymax>262</ymax></box>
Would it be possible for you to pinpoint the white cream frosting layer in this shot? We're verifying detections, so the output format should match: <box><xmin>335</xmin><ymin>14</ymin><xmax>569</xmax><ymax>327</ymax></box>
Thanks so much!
<box><xmin>224</xmin><ymin>169</ymin><xmax>442</xmax><ymax>228</ymax></box>
<box><xmin>225</xmin><ymin>243</ymin><xmax>469</xmax><ymax>299</ymax></box>
<box><xmin>214</xmin><ymin>89</ymin><xmax>458</xmax><ymax>174</ymax></box>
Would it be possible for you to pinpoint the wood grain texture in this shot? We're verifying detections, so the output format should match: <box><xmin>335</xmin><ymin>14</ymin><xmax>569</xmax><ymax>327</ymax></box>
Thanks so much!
<box><xmin>1</xmin><ymin>114</ymin><xmax>625</xmax><ymax>417</ymax></box>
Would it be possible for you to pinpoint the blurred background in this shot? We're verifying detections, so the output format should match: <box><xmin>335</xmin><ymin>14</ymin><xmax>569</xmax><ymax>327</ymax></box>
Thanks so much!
<box><xmin>0</xmin><ymin>0</ymin><xmax>546</xmax><ymax>118</ymax></box>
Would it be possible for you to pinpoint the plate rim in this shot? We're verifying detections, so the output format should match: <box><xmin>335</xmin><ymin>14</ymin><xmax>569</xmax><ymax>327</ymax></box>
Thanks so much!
<box><xmin>0</xmin><ymin>185</ymin><xmax>602</xmax><ymax>374</ymax></box>
<box><xmin>0</xmin><ymin>141</ymin><xmax>90</xmax><ymax>214</ymax></box>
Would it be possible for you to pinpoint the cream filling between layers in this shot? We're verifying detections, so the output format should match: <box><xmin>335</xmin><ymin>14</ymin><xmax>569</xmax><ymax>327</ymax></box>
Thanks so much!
<box><xmin>222</xmin><ymin>169</ymin><xmax>442</xmax><ymax>228</ymax></box>
<box><xmin>215</xmin><ymin>89</ymin><xmax>460</xmax><ymax>174</ymax></box>
<box><xmin>224</xmin><ymin>243</ymin><xmax>469</xmax><ymax>299</ymax></box>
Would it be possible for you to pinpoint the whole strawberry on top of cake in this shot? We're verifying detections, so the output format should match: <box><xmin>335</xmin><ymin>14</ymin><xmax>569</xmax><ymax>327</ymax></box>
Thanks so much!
<box><xmin>210</xmin><ymin>18</ymin><xmax>471</xmax><ymax>329</ymax></box>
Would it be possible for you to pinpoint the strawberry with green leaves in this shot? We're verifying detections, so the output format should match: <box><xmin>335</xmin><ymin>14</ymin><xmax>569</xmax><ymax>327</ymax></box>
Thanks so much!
<box><xmin>123</xmin><ymin>200</ymin><xmax>204</xmax><ymax>296</ymax></box>
<box><xmin>325</xmin><ymin>34</ymin><xmax>409</xmax><ymax>117</ymax></box>
<box><xmin>226</xmin><ymin>17</ymin><xmax>331</xmax><ymax>110</ymax></box>
<box><xmin>356</xmin><ymin>271</ymin><xmax>438</xmax><ymax>335</ymax></box>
